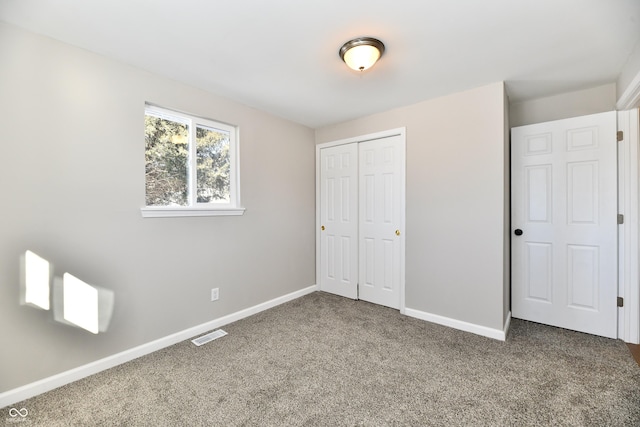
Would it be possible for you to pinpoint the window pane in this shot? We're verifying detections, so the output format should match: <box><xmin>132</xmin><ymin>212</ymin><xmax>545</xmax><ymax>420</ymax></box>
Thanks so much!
<box><xmin>196</xmin><ymin>125</ymin><xmax>230</xmax><ymax>203</ymax></box>
<box><xmin>145</xmin><ymin>115</ymin><xmax>189</xmax><ymax>206</ymax></box>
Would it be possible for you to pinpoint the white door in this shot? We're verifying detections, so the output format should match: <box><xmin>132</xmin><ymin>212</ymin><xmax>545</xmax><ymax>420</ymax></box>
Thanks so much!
<box><xmin>359</xmin><ymin>136</ymin><xmax>405</xmax><ymax>309</ymax></box>
<box><xmin>319</xmin><ymin>143</ymin><xmax>358</xmax><ymax>299</ymax></box>
<box><xmin>511</xmin><ymin>111</ymin><xmax>617</xmax><ymax>338</ymax></box>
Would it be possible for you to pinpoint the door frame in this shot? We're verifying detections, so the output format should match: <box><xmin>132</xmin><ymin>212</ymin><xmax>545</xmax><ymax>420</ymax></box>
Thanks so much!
<box><xmin>316</xmin><ymin>127</ymin><xmax>407</xmax><ymax>314</ymax></box>
<box><xmin>617</xmin><ymin>109</ymin><xmax>640</xmax><ymax>344</ymax></box>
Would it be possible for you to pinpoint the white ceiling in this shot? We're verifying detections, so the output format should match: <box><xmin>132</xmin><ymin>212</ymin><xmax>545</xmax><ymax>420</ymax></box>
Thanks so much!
<box><xmin>1</xmin><ymin>0</ymin><xmax>640</xmax><ymax>128</ymax></box>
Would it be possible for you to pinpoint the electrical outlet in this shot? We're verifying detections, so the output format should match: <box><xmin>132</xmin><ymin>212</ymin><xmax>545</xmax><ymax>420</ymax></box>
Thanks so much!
<box><xmin>211</xmin><ymin>288</ymin><xmax>219</xmax><ymax>301</ymax></box>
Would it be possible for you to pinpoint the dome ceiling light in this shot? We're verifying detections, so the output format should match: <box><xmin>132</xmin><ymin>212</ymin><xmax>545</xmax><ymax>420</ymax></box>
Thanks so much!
<box><xmin>339</xmin><ymin>37</ymin><xmax>385</xmax><ymax>72</ymax></box>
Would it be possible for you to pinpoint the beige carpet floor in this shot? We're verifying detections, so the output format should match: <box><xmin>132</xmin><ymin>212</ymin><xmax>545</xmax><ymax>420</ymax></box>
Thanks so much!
<box><xmin>3</xmin><ymin>291</ymin><xmax>640</xmax><ymax>426</ymax></box>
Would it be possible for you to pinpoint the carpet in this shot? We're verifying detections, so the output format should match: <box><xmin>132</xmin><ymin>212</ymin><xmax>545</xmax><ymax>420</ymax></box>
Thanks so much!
<box><xmin>3</xmin><ymin>292</ymin><xmax>640</xmax><ymax>426</ymax></box>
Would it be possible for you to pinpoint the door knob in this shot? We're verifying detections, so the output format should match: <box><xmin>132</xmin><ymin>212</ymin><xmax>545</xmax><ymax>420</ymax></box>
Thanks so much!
<box><xmin>395</xmin><ymin>230</ymin><xmax>401</xmax><ymax>236</ymax></box>
<box><xmin>321</xmin><ymin>225</ymin><xmax>325</xmax><ymax>231</ymax></box>
<box><xmin>514</xmin><ymin>229</ymin><xmax>523</xmax><ymax>236</ymax></box>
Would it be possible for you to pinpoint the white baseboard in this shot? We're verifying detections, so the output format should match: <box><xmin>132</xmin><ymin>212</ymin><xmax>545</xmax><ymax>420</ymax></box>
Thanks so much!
<box><xmin>0</xmin><ymin>284</ymin><xmax>318</xmax><ymax>408</ymax></box>
<box><xmin>503</xmin><ymin>312</ymin><xmax>511</xmax><ymax>339</ymax></box>
<box><xmin>404</xmin><ymin>307</ymin><xmax>511</xmax><ymax>341</ymax></box>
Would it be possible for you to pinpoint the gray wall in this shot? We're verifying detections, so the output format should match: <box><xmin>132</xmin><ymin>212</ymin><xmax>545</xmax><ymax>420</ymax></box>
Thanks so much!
<box><xmin>0</xmin><ymin>22</ymin><xmax>316</xmax><ymax>393</ymax></box>
<box><xmin>315</xmin><ymin>82</ymin><xmax>510</xmax><ymax>332</ymax></box>
<box><xmin>509</xmin><ymin>83</ymin><xmax>617</xmax><ymax>127</ymax></box>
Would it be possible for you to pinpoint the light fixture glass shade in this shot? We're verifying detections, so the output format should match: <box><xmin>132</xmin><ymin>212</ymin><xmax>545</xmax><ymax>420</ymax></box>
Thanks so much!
<box><xmin>343</xmin><ymin>45</ymin><xmax>381</xmax><ymax>71</ymax></box>
<box><xmin>339</xmin><ymin>37</ymin><xmax>385</xmax><ymax>72</ymax></box>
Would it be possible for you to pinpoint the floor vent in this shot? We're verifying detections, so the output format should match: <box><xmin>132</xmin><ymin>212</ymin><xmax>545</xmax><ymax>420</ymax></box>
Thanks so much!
<box><xmin>191</xmin><ymin>329</ymin><xmax>228</xmax><ymax>346</ymax></box>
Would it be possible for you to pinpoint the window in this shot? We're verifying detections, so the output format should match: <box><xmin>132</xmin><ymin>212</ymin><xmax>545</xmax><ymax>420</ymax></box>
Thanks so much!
<box><xmin>141</xmin><ymin>105</ymin><xmax>244</xmax><ymax>217</ymax></box>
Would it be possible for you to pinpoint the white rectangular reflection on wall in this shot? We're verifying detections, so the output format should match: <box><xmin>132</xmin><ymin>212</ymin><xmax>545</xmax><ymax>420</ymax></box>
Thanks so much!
<box><xmin>63</xmin><ymin>273</ymin><xmax>99</xmax><ymax>334</ymax></box>
<box><xmin>22</xmin><ymin>250</ymin><xmax>51</xmax><ymax>310</ymax></box>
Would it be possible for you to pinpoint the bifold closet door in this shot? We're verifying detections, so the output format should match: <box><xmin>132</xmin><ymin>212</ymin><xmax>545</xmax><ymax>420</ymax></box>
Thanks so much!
<box><xmin>319</xmin><ymin>135</ymin><xmax>405</xmax><ymax>309</ymax></box>
<box><xmin>319</xmin><ymin>143</ymin><xmax>358</xmax><ymax>299</ymax></box>
<box><xmin>358</xmin><ymin>136</ymin><xmax>404</xmax><ymax>309</ymax></box>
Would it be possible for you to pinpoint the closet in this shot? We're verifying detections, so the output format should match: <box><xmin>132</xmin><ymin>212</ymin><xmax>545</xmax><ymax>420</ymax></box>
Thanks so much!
<box><xmin>316</xmin><ymin>129</ymin><xmax>406</xmax><ymax>310</ymax></box>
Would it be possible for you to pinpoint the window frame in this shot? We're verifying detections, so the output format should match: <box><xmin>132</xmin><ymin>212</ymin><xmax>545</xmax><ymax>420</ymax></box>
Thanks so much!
<box><xmin>141</xmin><ymin>104</ymin><xmax>245</xmax><ymax>218</ymax></box>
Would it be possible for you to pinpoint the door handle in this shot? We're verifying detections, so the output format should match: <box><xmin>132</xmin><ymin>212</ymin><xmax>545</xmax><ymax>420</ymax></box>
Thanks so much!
<box><xmin>395</xmin><ymin>230</ymin><xmax>401</xmax><ymax>236</ymax></box>
<box><xmin>321</xmin><ymin>225</ymin><xmax>325</xmax><ymax>231</ymax></box>
<box><xmin>514</xmin><ymin>229</ymin><xmax>523</xmax><ymax>236</ymax></box>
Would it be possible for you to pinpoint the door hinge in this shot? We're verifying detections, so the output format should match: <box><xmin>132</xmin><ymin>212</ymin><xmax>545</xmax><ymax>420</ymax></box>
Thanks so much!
<box><xmin>617</xmin><ymin>130</ymin><xmax>624</xmax><ymax>142</ymax></box>
<box><xmin>617</xmin><ymin>297</ymin><xmax>624</xmax><ymax>307</ymax></box>
<box><xmin>618</xmin><ymin>214</ymin><xmax>624</xmax><ymax>224</ymax></box>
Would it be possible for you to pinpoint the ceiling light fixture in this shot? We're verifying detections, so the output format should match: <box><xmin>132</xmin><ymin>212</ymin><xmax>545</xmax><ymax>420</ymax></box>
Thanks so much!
<box><xmin>339</xmin><ymin>37</ymin><xmax>385</xmax><ymax>72</ymax></box>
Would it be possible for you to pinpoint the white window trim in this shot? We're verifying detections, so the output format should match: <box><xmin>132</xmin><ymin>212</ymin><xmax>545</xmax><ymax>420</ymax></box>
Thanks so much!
<box><xmin>141</xmin><ymin>104</ymin><xmax>244</xmax><ymax>218</ymax></box>
<box><xmin>140</xmin><ymin>206</ymin><xmax>245</xmax><ymax>218</ymax></box>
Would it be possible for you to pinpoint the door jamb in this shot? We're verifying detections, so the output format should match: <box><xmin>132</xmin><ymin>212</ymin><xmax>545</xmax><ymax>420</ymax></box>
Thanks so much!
<box><xmin>315</xmin><ymin>127</ymin><xmax>407</xmax><ymax>313</ymax></box>
<box><xmin>618</xmin><ymin>109</ymin><xmax>640</xmax><ymax>344</ymax></box>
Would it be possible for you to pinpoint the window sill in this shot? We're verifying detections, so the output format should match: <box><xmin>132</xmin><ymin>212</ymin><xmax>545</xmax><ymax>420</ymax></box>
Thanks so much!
<box><xmin>140</xmin><ymin>207</ymin><xmax>246</xmax><ymax>218</ymax></box>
